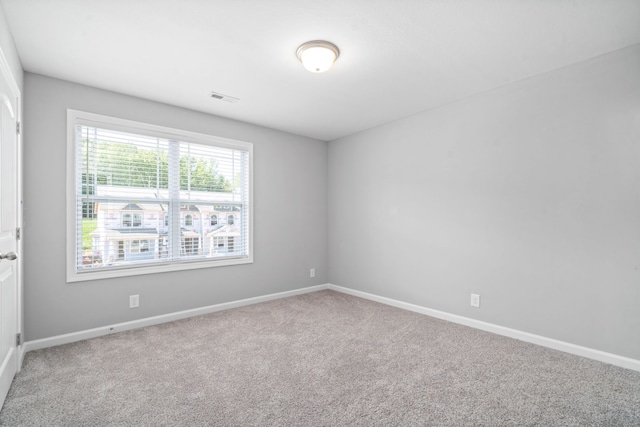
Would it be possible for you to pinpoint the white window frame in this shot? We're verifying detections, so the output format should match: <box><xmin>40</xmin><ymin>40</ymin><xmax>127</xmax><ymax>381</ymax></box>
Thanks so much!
<box><xmin>66</xmin><ymin>109</ymin><xmax>253</xmax><ymax>282</ymax></box>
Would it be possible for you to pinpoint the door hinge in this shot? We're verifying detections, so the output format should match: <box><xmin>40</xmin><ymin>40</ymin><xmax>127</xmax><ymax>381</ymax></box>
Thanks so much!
<box><xmin>16</xmin><ymin>227</ymin><xmax>20</xmax><ymax>240</ymax></box>
<box><xmin>16</xmin><ymin>121</ymin><xmax>20</xmax><ymax>135</ymax></box>
<box><xmin>16</xmin><ymin>333</ymin><xmax>21</xmax><ymax>346</ymax></box>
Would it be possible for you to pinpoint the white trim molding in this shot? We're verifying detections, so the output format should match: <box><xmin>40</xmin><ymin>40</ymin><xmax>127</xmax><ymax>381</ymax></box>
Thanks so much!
<box><xmin>23</xmin><ymin>285</ymin><xmax>328</xmax><ymax>353</ymax></box>
<box><xmin>328</xmin><ymin>284</ymin><xmax>640</xmax><ymax>372</ymax></box>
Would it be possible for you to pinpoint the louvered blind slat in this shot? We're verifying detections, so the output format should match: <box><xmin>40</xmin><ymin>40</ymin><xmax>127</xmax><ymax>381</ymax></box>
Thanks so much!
<box><xmin>71</xmin><ymin>115</ymin><xmax>251</xmax><ymax>278</ymax></box>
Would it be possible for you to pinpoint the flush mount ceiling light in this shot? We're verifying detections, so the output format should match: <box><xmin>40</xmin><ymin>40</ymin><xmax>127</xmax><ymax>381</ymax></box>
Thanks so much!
<box><xmin>296</xmin><ymin>40</ymin><xmax>340</xmax><ymax>73</ymax></box>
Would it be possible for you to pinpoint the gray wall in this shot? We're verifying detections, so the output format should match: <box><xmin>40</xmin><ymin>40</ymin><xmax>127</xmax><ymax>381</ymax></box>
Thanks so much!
<box><xmin>23</xmin><ymin>73</ymin><xmax>328</xmax><ymax>341</ymax></box>
<box><xmin>328</xmin><ymin>45</ymin><xmax>640</xmax><ymax>360</ymax></box>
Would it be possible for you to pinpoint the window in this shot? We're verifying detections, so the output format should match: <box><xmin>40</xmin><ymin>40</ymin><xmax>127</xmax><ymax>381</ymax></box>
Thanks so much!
<box><xmin>117</xmin><ymin>241</ymin><xmax>124</xmax><ymax>260</ymax></box>
<box><xmin>67</xmin><ymin>110</ymin><xmax>253</xmax><ymax>282</ymax></box>
<box><xmin>183</xmin><ymin>237</ymin><xmax>198</xmax><ymax>255</ymax></box>
<box><xmin>122</xmin><ymin>212</ymin><xmax>142</xmax><ymax>227</ymax></box>
<box><xmin>130</xmin><ymin>240</ymin><xmax>150</xmax><ymax>253</ymax></box>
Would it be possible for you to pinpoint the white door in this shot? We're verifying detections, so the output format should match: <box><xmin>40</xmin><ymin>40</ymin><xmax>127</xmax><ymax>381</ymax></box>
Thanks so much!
<box><xmin>0</xmin><ymin>61</ymin><xmax>19</xmax><ymax>409</ymax></box>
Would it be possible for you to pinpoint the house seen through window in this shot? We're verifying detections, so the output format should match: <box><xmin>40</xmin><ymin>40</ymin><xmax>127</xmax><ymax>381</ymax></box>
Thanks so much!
<box><xmin>68</xmin><ymin>110</ymin><xmax>253</xmax><ymax>282</ymax></box>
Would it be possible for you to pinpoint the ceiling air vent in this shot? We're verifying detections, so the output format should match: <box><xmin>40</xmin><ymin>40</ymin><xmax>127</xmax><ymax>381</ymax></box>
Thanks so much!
<box><xmin>210</xmin><ymin>91</ymin><xmax>239</xmax><ymax>103</ymax></box>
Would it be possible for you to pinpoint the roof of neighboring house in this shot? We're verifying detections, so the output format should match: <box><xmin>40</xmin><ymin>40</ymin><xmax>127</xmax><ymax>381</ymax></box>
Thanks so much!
<box><xmin>91</xmin><ymin>228</ymin><xmax>159</xmax><ymax>240</ymax></box>
<box><xmin>95</xmin><ymin>185</ymin><xmax>241</xmax><ymax>204</ymax></box>
<box><xmin>157</xmin><ymin>228</ymin><xmax>207</xmax><ymax>237</ymax></box>
<box><xmin>121</xmin><ymin>203</ymin><xmax>142</xmax><ymax>211</ymax></box>
<box><xmin>206</xmin><ymin>225</ymin><xmax>240</xmax><ymax>238</ymax></box>
<box><xmin>98</xmin><ymin>202</ymin><xmax>166</xmax><ymax>213</ymax></box>
<box><xmin>111</xmin><ymin>228</ymin><xmax>158</xmax><ymax>234</ymax></box>
<box><xmin>96</xmin><ymin>201</ymin><xmax>242</xmax><ymax>214</ymax></box>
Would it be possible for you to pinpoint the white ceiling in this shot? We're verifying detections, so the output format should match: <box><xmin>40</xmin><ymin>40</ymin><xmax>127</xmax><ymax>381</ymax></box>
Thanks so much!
<box><xmin>2</xmin><ymin>1</ymin><xmax>639</xmax><ymax>141</ymax></box>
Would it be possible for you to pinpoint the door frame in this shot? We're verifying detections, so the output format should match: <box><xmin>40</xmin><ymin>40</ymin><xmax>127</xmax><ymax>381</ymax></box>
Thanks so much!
<box><xmin>0</xmin><ymin>44</ymin><xmax>23</xmax><ymax>370</ymax></box>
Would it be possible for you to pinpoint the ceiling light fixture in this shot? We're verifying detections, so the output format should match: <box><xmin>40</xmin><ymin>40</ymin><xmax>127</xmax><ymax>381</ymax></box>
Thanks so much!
<box><xmin>296</xmin><ymin>40</ymin><xmax>340</xmax><ymax>73</ymax></box>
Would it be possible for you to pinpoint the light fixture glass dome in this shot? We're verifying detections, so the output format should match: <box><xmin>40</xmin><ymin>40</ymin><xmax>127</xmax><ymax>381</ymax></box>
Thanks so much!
<box><xmin>296</xmin><ymin>40</ymin><xmax>340</xmax><ymax>73</ymax></box>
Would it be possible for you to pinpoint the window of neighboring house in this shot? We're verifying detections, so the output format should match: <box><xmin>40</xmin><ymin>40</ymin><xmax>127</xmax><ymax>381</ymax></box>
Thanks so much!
<box><xmin>210</xmin><ymin>214</ymin><xmax>217</xmax><ymax>226</ymax></box>
<box><xmin>117</xmin><ymin>241</ymin><xmax>124</xmax><ymax>260</ymax></box>
<box><xmin>67</xmin><ymin>109</ymin><xmax>253</xmax><ymax>282</ymax></box>
<box><xmin>131</xmin><ymin>240</ymin><xmax>150</xmax><ymax>253</ymax></box>
<box><xmin>183</xmin><ymin>237</ymin><xmax>198</xmax><ymax>255</ymax></box>
<box><xmin>122</xmin><ymin>212</ymin><xmax>142</xmax><ymax>227</ymax></box>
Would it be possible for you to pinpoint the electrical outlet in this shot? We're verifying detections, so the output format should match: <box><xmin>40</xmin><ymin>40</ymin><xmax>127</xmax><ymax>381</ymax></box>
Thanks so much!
<box><xmin>129</xmin><ymin>294</ymin><xmax>140</xmax><ymax>308</ymax></box>
<box><xmin>310</xmin><ymin>268</ymin><xmax>316</xmax><ymax>278</ymax></box>
<box><xmin>470</xmin><ymin>293</ymin><xmax>480</xmax><ymax>308</ymax></box>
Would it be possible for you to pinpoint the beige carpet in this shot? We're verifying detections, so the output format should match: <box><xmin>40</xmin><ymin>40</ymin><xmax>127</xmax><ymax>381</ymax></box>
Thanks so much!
<box><xmin>1</xmin><ymin>290</ymin><xmax>639</xmax><ymax>426</ymax></box>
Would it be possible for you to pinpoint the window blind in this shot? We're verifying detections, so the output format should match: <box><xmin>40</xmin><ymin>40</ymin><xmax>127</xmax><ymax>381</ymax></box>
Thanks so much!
<box><xmin>70</xmin><ymin>112</ymin><xmax>252</xmax><ymax>280</ymax></box>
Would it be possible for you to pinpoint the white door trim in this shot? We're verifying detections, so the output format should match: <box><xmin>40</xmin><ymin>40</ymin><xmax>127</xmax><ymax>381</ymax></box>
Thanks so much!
<box><xmin>0</xmin><ymin>40</ymin><xmax>22</xmax><ymax>409</ymax></box>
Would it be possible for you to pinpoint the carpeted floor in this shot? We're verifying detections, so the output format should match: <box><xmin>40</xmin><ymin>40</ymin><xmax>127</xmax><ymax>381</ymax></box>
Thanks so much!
<box><xmin>1</xmin><ymin>290</ymin><xmax>639</xmax><ymax>426</ymax></box>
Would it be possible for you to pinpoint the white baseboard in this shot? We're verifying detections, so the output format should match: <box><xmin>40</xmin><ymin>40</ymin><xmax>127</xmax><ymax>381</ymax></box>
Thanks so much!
<box><xmin>22</xmin><ymin>283</ymin><xmax>639</xmax><ymax>373</ymax></box>
<box><xmin>327</xmin><ymin>284</ymin><xmax>640</xmax><ymax>372</ymax></box>
<box><xmin>23</xmin><ymin>284</ymin><xmax>329</xmax><ymax>354</ymax></box>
